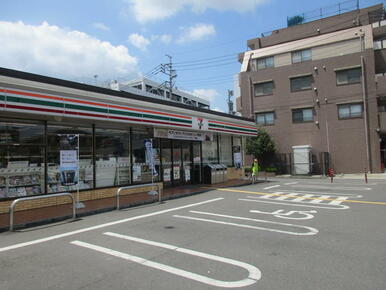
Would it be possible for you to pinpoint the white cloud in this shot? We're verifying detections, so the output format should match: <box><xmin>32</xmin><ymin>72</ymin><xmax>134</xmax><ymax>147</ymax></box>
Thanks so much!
<box><xmin>191</xmin><ymin>88</ymin><xmax>219</xmax><ymax>102</ymax></box>
<box><xmin>177</xmin><ymin>23</ymin><xmax>215</xmax><ymax>43</ymax></box>
<box><xmin>151</xmin><ymin>34</ymin><xmax>173</xmax><ymax>44</ymax></box>
<box><xmin>126</xmin><ymin>0</ymin><xmax>267</xmax><ymax>23</ymax></box>
<box><xmin>128</xmin><ymin>33</ymin><xmax>151</xmax><ymax>50</ymax></box>
<box><xmin>213</xmin><ymin>107</ymin><xmax>224</xmax><ymax>112</ymax></box>
<box><xmin>0</xmin><ymin>21</ymin><xmax>138</xmax><ymax>81</ymax></box>
<box><xmin>93</xmin><ymin>22</ymin><xmax>110</xmax><ymax>31</ymax></box>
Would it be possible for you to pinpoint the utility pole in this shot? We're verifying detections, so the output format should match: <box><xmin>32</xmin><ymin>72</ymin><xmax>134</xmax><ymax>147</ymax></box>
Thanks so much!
<box><xmin>227</xmin><ymin>89</ymin><xmax>234</xmax><ymax>115</ymax></box>
<box><xmin>161</xmin><ymin>55</ymin><xmax>177</xmax><ymax>99</ymax></box>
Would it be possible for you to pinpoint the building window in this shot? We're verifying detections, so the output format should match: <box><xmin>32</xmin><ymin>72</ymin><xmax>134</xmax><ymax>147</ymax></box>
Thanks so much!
<box><xmin>378</xmin><ymin>99</ymin><xmax>386</xmax><ymax>112</ymax></box>
<box><xmin>290</xmin><ymin>75</ymin><xmax>313</xmax><ymax>92</ymax></box>
<box><xmin>336</xmin><ymin>68</ymin><xmax>361</xmax><ymax>85</ymax></box>
<box><xmin>292</xmin><ymin>108</ymin><xmax>314</xmax><ymax>123</ymax></box>
<box><xmin>131</xmin><ymin>128</ymin><xmax>160</xmax><ymax>184</ymax></box>
<box><xmin>292</xmin><ymin>49</ymin><xmax>312</xmax><ymax>63</ymax></box>
<box><xmin>219</xmin><ymin>135</ymin><xmax>232</xmax><ymax>166</ymax></box>
<box><xmin>256</xmin><ymin>56</ymin><xmax>274</xmax><ymax>70</ymax></box>
<box><xmin>95</xmin><ymin>128</ymin><xmax>130</xmax><ymax>188</ymax></box>
<box><xmin>374</xmin><ymin>38</ymin><xmax>386</xmax><ymax>50</ymax></box>
<box><xmin>256</xmin><ymin>112</ymin><xmax>275</xmax><ymax>125</ymax></box>
<box><xmin>254</xmin><ymin>81</ymin><xmax>274</xmax><ymax>96</ymax></box>
<box><xmin>202</xmin><ymin>134</ymin><xmax>219</xmax><ymax>165</ymax></box>
<box><xmin>47</xmin><ymin>125</ymin><xmax>93</xmax><ymax>193</ymax></box>
<box><xmin>338</xmin><ymin>103</ymin><xmax>363</xmax><ymax>119</ymax></box>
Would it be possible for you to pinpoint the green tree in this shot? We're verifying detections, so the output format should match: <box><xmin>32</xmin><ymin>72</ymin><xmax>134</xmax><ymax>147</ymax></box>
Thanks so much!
<box><xmin>246</xmin><ymin>128</ymin><xmax>276</xmax><ymax>168</ymax></box>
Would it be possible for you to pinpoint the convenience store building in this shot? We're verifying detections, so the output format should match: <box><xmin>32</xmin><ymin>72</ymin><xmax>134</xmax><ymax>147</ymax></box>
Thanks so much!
<box><xmin>0</xmin><ymin>67</ymin><xmax>256</xmax><ymax>229</ymax></box>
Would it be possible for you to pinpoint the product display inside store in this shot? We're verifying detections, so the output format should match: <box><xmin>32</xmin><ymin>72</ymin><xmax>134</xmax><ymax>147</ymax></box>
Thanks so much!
<box><xmin>0</xmin><ymin>121</ymin><xmax>45</xmax><ymax>198</ymax></box>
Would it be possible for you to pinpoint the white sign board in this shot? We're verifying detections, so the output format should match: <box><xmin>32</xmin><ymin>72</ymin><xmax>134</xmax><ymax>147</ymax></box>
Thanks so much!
<box><xmin>154</xmin><ymin>128</ymin><xmax>213</xmax><ymax>141</ymax></box>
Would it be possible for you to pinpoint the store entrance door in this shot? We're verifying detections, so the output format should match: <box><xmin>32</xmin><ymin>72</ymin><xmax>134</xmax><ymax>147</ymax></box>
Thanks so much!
<box><xmin>161</xmin><ymin>139</ymin><xmax>202</xmax><ymax>187</ymax></box>
<box><xmin>172</xmin><ymin>140</ymin><xmax>193</xmax><ymax>186</ymax></box>
<box><xmin>192</xmin><ymin>142</ymin><xmax>201</xmax><ymax>184</ymax></box>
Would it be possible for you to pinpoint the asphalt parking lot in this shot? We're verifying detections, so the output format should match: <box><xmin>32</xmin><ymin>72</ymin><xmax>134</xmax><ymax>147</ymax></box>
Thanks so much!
<box><xmin>1</xmin><ymin>177</ymin><xmax>386</xmax><ymax>290</ymax></box>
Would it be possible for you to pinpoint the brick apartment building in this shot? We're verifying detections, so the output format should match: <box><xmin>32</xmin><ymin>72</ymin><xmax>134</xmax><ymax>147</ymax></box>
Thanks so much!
<box><xmin>237</xmin><ymin>3</ymin><xmax>386</xmax><ymax>174</ymax></box>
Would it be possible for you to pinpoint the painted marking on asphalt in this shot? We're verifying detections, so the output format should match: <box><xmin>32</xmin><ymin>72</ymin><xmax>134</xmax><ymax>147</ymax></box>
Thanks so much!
<box><xmin>211</xmin><ymin>188</ymin><xmax>386</xmax><ymax>206</ymax></box>
<box><xmin>252</xmin><ymin>192</ymin><xmax>350</xmax><ymax>208</ymax></box>
<box><xmin>239</xmin><ymin>198</ymin><xmax>349</xmax><ymax>210</ymax></box>
<box><xmin>72</xmin><ymin>234</ymin><xmax>261</xmax><ymax>288</ymax></box>
<box><xmin>309</xmin><ymin>196</ymin><xmax>330</xmax><ymax>204</ymax></box>
<box><xmin>274</xmin><ymin>189</ymin><xmax>362</xmax><ymax>198</ymax></box>
<box><xmin>0</xmin><ymin>197</ymin><xmax>224</xmax><ymax>253</ymax></box>
<box><xmin>263</xmin><ymin>185</ymin><xmax>281</xmax><ymax>190</ymax></box>
<box><xmin>289</xmin><ymin>184</ymin><xmax>371</xmax><ymax>191</ymax></box>
<box><xmin>174</xmin><ymin>211</ymin><xmax>318</xmax><ymax>236</ymax></box>
<box><xmin>284</xmin><ymin>182</ymin><xmax>298</xmax><ymax>185</ymax></box>
<box><xmin>250</xmin><ymin>209</ymin><xmax>317</xmax><ymax>220</ymax></box>
<box><xmin>291</xmin><ymin>194</ymin><xmax>314</xmax><ymax>202</ymax></box>
<box><xmin>328</xmin><ymin>196</ymin><xmax>349</xmax><ymax>205</ymax></box>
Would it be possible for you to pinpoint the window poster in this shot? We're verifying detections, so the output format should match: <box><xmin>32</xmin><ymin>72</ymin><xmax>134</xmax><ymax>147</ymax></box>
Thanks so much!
<box><xmin>133</xmin><ymin>164</ymin><xmax>142</xmax><ymax>182</ymax></box>
<box><xmin>59</xmin><ymin>150</ymin><xmax>78</xmax><ymax>185</ymax></box>
<box><xmin>184</xmin><ymin>167</ymin><xmax>190</xmax><ymax>182</ymax></box>
<box><xmin>173</xmin><ymin>166</ymin><xmax>180</xmax><ymax>180</ymax></box>
<box><xmin>163</xmin><ymin>168</ymin><xmax>171</xmax><ymax>182</ymax></box>
<box><xmin>234</xmin><ymin>152</ymin><xmax>242</xmax><ymax>169</ymax></box>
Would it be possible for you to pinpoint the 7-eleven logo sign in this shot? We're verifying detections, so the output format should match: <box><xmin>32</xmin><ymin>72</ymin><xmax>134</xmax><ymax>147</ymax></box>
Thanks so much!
<box><xmin>192</xmin><ymin>117</ymin><xmax>208</xmax><ymax>130</ymax></box>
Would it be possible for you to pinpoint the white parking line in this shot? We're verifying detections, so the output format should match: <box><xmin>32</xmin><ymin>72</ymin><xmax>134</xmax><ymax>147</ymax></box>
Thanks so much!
<box><xmin>174</xmin><ymin>211</ymin><xmax>318</xmax><ymax>236</ymax></box>
<box><xmin>239</xmin><ymin>198</ymin><xmax>349</xmax><ymax>210</ymax></box>
<box><xmin>284</xmin><ymin>182</ymin><xmax>298</xmax><ymax>185</ymax></box>
<box><xmin>72</xmin><ymin>233</ymin><xmax>261</xmax><ymax>288</ymax></box>
<box><xmin>263</xmin><ymin>185</ymin><xmax>281</xmax><ymax>190</ymax></box>
<box><xmin>0</xmin><ymin>197</ymin><xmax>224</xmax><ymax>253</ymax></box>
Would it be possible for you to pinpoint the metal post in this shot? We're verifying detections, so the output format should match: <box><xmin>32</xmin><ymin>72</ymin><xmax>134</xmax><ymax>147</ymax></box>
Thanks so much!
<box><xmin>116</xmin><ymin>183</ymin><xmax>162</xmax><ymax>210</ymax></box>
<box><xmin>360</xmin><ymin>35</ymin><xmax>372</xmax><ymax>173</ymax></box>
<box><xmin>9</xmin><ymin>193</ymin><xmax>75</xmax><ymax>231</ymax></box>
<box><xmin>365</xmin><ymin>169</ymin><xmax>368</xmax><ymax>183</ymax></box>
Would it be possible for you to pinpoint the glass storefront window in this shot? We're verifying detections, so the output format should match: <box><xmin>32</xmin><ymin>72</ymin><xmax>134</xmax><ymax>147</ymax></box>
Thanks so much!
<box><xmin>47</xmin><ymin>125</ymin><xmax>93</xmax><ymax>193</ymax></box>
<box><xmin>131</xmin><ymin>128</ymin><xmax>159</xmax><ymax>184</ymax></box>
<box><xmin>219</xmin><ymin>134</ymin><xmax>232</xmax><ymax>167</ymax></box>
<box><xmin>161</xmin><ymin>139</ymin><xmax>172</xmax><ymax>186</ymax></box>
<box><xmin>0</xmin><ymin>120</ymin><xmax>45</xmax><ymax>199</ymax></box>
<box><xmin>95</xmin><ymin>128</ymin><xmax>130</xmax><ymax>188</ymax></box>
<box><xmin>202</xmin><ymin>134</ymin><xmax>218</xmax><ymax>166</ymax></box>
<box><xmin>232</xmin><ymin>137</ymin><xmax>243</xmax><ymax>169</ymax></box>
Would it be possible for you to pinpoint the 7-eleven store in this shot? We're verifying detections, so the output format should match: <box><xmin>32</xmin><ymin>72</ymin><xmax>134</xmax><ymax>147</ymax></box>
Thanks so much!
<box><xmin>0</xmin><ymin>67</ymin><xmax>256</xmax><ymax>229</ymax></box>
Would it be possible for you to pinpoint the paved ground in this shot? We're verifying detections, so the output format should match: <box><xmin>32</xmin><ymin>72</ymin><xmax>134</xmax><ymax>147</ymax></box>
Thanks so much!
<box><xmin>1</xmin><ymin>177</ymin><xmax>386</xmax><ymax>290</ymax></box>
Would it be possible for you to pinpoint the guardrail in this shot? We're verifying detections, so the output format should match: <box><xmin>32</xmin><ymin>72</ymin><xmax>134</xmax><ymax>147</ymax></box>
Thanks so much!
<box><xmin>9</xmin><ymin>192</ymin><xmax>76</xmax><ymax>232</ymax></box>
<box><xmin>116</xmin><ymin>183</ymin><xmax>162</xmax><ymax>210</ymax></box>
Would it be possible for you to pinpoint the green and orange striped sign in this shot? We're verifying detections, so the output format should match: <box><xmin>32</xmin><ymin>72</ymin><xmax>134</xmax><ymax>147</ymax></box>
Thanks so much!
<box><xmin>0</xmin><ymin>87</ymin><xmax>257</xmax><ymax>136</ymax></box>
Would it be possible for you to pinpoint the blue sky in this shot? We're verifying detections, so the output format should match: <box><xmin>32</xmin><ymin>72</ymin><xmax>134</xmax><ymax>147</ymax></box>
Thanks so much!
<box><xmin>1</xmin><ymin>0</ymin><xmax>382</xmax><ymax>112</ymax></box>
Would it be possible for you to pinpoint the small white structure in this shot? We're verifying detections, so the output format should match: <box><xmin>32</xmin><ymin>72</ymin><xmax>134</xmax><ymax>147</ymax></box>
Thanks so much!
<box><xmin>112</xmin><ymin>77</ymin><xmax>210</xmax><ymax>109</ymax></box>
<box><xmin>292</xmin><ymin>145</ymin><xmax>312</xmax><ymax>175</ymax></box>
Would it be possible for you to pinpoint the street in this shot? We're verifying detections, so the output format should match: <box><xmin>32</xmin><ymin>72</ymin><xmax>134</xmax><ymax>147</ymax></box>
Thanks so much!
<box><xmin>1</xmin><ymin>177</ymin><xmax>386</xmax><ymax>290</ymax></box>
